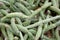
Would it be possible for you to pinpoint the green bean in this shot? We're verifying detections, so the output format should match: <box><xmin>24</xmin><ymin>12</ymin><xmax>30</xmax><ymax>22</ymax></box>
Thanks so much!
<box><xmin>0</xmin><ymin>9</ymin><xmax>8</xmax><ymax>15</ymax></box>
<box><xmin>0</xmin><ymin>12</ymin><xmax>4</xmax><ymax>18</ymax></box>
<box><xmin>40</xmin><ymin>10</ymin><xmax>45</xmax><ymax>19</ymax></box>
<box><xmin>15</xmin><ymin>2</ymin><xmax>31</xmax><ymax>15</ymax></box>
<box><xmin>35</xmin><ymin>18</ymin><xmax>43</xmax><ymax>40</ymax></box>
<box><xmin>29</xmin><ymin>29</ymin><xmax>36</xmax><ymax>35</ymax></box>
<box><xmin>56</xmin><ymin>0</ymin><xmax>59</xmax><ymax>8</ymax></box>
<box><xmin>52</xmin><ymin>0</ymin><xmax>57</xmax><ymax>7</ymax></box>
<box><xmin>43</xmin><ymin>14</ymin><xmax>50</xmax><ymax>33</ymax></box>
<box><xmin>10</xmin><ymin>4</ymin><xmax>18</xmax><ymax>12</ymax></box>
<box><xmin>0</xmin><ymin>23</ymin><xmax>12</xmax><ymax>30</ymax></box>
<box><xmin>27</xmin><ymin>4</ymin><xmax>36</xmax><ymax>10</ymax></box>
<box><xmin>14</xmin><ymin>37</ymin><xmax>19</xmax><ymax>40</ymax></box>
<box><xmin>20</xmin><ymin>0</ymin><xmax>30</xmax><ymax>6</ymax></box>
<box><xmin>35</xmin><ymin>24</ymin><xmax>43</xmax><ymax>40</ymax></box>
<box><xmin>1</xmin><ymin>27</ymin><xmax>8</xmax><ymax>40</ymax></box>
<box><xmin>0</xmin><ymin>0</ymin><xmax>10</xmax><ymax>5</ymax></box>
<box><xmin>15</xmin><ymin>17</ymin><xmax>25</xmax><ymax>40</ymax></box>
<box><xmin>15</xmin><ymin>17</ymin><xmax>23</xmax><ymax>26</ymax></box>
<box><xmin>30</xmin><ymin>2</ymin><xmax>51</xmax><ymax>18</ymax></box>
<box><xmin>0</xmin><ymin>23</ymin><xmax>10</xmax><ymax>28</ymax></box>
<box><xmin>6</xmin><ymin>26</ymin><xmax>14</xmax><ymax>40</ymax></box>
<box><xmin>24</xmin><ymin>34</ymin><xmax>28</xmax><ymax>40</ymax></box>
<box><xmin>51</xmin><ymin>29</ymin><xmax>55</xmax><ymax>38</ymax></box>
<box><xmin>11</xmin><ymin>18</ymin><xmax>20</xmax><ymax>35</ymax></box>
<box><xmin>55</xmin><ymin>28</ymin><xmax>60</xmax><ymax>40</ymax></box>
<box><xmin>0</xmin><ymin>2</ymin><xmax>8</xmax><ymax>9</ymax></box>
<box><xmin>40</xmin><ymin>0</ymin><xmax>49</xmax><ymax>19</ymax></box>
<box><xmin>26</xmin><ymin>16</ymin><xmax>60</xmax><ymax>28</ymax></box>
<box><xmin>45</xmin><ymin>20</ymin><xmax>60</xmax><ymax>32</ymax></box>
<box><xmin>19</xmin><ymin>32</ymin><xmax>24</xmax><ymax>40</ymax></box>
<box><xmin>52</xmin><ymin>0</ymin><xmax>59</xmax><ymax>8</ymax></box>
<box><xmin>42</xmin><ymin>35</ymin><xmax>54</xmax><ymax>40</ymax></box>
<box><xmin>23</xmin><ymin>19</ymin><xmax>31</xmax><ymax>26</ymax></box>
<box><xmin>6</xmin><ymin>0</ymin><xmax>15</xmax><ymax>4</ymax></box>
<box><xmin>35</xmin><ymin>0</ymin><xmax>40</xmax><ymax>6</ymax></box>
<box><xmin>16</xmin><ymin>24</ymin><xmax>34</xmax><ymax>40</ymax></box>
<box><xmin>0</xmin><ymin>23</ymin><xmax>14</xmax><ymax>40</ymax></box>
<box><xmin>45</xmin><ymin>0</ymin><xmax>49</xmax><ymax>3</ymax></box>
<box><xmin>48</xmin><ymin>6</ymin><xmax>60</xmax><ymax>14</ymax></box>
<box><xmin>1</xmin><ymin>12</ymin><xmax>29</xmax><ymax>22</ymax></box>
<box><xmin>0</xmin><ymin>0</ymin><xmax>60</xmax><ymax>40</ymax></box>
<box><xmin>14</xmin><ymin>3</ymin><xmax>31</xmax><ymax>26</ymax></box>
<box><xmin>0</xmin><ymin>37</ymin><xmax>3</xmax><ymax>40</ymax></box>
<box><xmin>27</xmin><ymin>0</ymin><xmax>34</xmax><ymax>4</ymax></box>
<box><xmin>27</xmin><ymin>37</ymin><xmax>32</xmax><ymax>40</ymax></box>
<box><xmin>12</xmin><ymin>5</ymin><xmax>20</xmax><ymax>12</ymax></box>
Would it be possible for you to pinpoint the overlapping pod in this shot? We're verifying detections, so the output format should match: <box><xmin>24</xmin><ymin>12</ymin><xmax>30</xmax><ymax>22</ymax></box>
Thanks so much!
<box><xmin>0</xmin><ymin>0</ymin><xmax>60</xmax><ymax>40</ymax></box>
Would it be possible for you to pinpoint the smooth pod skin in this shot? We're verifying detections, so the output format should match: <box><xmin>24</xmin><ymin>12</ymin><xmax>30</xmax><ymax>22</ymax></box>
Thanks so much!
<box><xmin>15</xmin><ymin>2</ymin><xmax>31</xmax><ymax>15</ymax></box>
<box><xmin>11</xmin><ymin>18</ymin><xmax>20</xmax><ymax>35</ymax></box>
<box><xmin>6</xmin><ymin>27</ymin><xmax>14</xmax><ymax>40</ymax></box>
<box><xmin>16</xmin><ymin>24</ymin><xmax>34</xmax><ymax>40</ymax></box>
<box><xmin>19</xmin><ymin>32</ymin><xmax>24</xmax><ymax>40</ymax></box>
<box><xmin>30</xmin><ymin>2</ymin><xmax>51</xmax><ymax>18</ymax></box>
<box><xmin>26</xmin><ymin>16</ymin><xmax>60</xmax><ymax>29</ymax></box>
<box><xmin>1</xmin><ymin>12</ymin><xmax>29</xmax><ymax>22</ymax></box>
<box><xmin>0</xmin><ymin>0</ymin><xmax>60</xmax><ymax>40</ymax></box>
<box><xmin>45</xmin><ymin>20</ymin><xmax>60</xmax><ymax>32</ymax></box>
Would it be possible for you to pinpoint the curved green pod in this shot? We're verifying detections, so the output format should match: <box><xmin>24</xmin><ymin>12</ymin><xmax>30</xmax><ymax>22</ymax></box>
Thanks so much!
<box><xmin>1</xmin><ymin>12</ymin><xmax>29</xmax><ymax>22</ymax></box>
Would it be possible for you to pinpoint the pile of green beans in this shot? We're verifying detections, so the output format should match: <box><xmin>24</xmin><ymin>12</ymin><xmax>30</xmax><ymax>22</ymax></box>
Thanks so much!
<box><xmin>0</xmin><ymin>0</ymin><xmax>60</xmax><ymax>40</ymax></box>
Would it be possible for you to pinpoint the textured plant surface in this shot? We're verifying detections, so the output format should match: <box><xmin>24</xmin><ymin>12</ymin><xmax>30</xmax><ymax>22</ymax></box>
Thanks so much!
<box><xmin>0</xmin><ymin>0</ymin><xmax>60</xmax><ymax>40</ymax></box>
